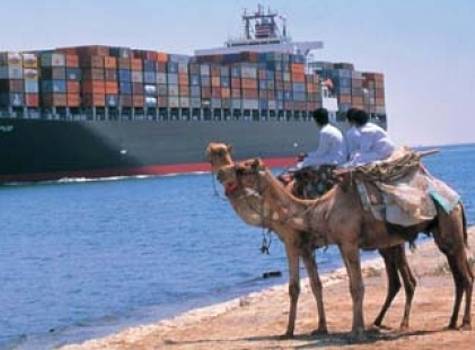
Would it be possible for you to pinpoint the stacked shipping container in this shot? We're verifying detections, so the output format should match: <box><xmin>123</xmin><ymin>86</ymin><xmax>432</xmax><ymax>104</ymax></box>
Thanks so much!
<box><xmin>0</xmin><ymin>46</ymin><xmax>385</xmax><ymax>118</ymax></box>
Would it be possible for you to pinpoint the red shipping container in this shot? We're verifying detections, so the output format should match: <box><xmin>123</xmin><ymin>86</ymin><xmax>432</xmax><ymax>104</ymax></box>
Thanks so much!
<box><xmin>67</xmin><ymin>93</ymin><xmax>80</xmax><ymax>107</ymax></box>
<box><xmin>158</xmin><ymin>96</ymin><xmax>168</xmax><ymax>107</ymax></box>
<box><xmin>241</xmin><ymin>79</ymin><xmax>257</xmax><ymax>89</ymax></box>
<box><xmin>231</xmin><ymin>88</ymin><xmax>241</xmax><ymax>98</ymax></box>
<box><xmin>42</xmin><ymin>93</ymin><xmax>67</xmax><ymax>107</ymax></box>
<box><xmin>231</xmin><ymin>78</ymin><xmax>241</xmax><ymax>89</ymax></box>
<box><xmin>25</xmin><ymin>93</ymin><xmax>39</xmax><ymax>107</ymax></box>
<box><xmin>221</xmin><ymin>88</ymin><xmax>230</xmax><ymax>99</ymax></box>
<box><xmin>242</xmin><ymin>89</ymin><xmax>258</xmax><ymax>99</ymax></box>
<box><xmin>133</xmin><ymin>95</ymin><xmax>144</xmax><ymax>107</ymax></box>
<box><xmin>67</xmin><ymin>81</ymin><xmax>80</xmax><ymax>93</ymax></box>
<box><xmin>66</xmin><ymin>55</ymin><xmax>79</xmax><ymax>68</ymax></box>
<box><xmin>131</xmin><ymin>59</ymin><xmax>143</xmax><ymax>71</ymax></box>
<box><xmin>201</xmin><ymin>87</ymin><xmax>211</xmax><ymax>99</ymax></box>
<box><xmin>178</xmin><ymin>74</ymin><xmax>189</xmax><ymax>85</ymax></box>
<box><xmin>179</xmin><ymin>85</ymin><xmax>190</xmax><ymax>96</ymax></box>
<box><xmin>292</xmin><ymin>73</ymin><xmax>305</xmax><ymax>83</ymax></box>
<box><xmin>212</xmin><ymin>88</ymin><xmax>221</xmax><ymax>98</ymax></box>
<box><xmin>291</xmin><ymin>63</ymin><xmax>305</xmax><ymax>74</ymax></box>
<box><xmin>119</xmin><ymin>95</ymin><xmax>132</xmax><ymax>107</ymax></box>
<box><xmin>118</xmin><ymin>58</ymin><xmax>130</xmax><ymax>69</ymax></box>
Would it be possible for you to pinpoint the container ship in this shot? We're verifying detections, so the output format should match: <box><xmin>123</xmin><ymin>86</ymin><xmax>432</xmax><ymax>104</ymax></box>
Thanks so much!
<box><xmin>0</xmin><ymin>6</ymin><xmax>387</xmax><ymax>184</ymax></box>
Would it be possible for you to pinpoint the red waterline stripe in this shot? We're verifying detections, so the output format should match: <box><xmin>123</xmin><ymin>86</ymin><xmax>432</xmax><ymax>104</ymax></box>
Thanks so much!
<box><xmin>0</xmin><ymin>157</ymin><xmax>297</xmax><ymax>183</ymax></box>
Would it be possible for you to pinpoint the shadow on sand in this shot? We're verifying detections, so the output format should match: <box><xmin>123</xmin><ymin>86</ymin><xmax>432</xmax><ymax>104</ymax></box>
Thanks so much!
<box><xmin>163</xmin><ymin>327</ymin><xmax>448</xmax><ymax>348</ymax></box>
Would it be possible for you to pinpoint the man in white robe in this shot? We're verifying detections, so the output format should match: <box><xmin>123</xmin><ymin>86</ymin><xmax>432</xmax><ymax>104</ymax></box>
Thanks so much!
<box><xmin>346</xmin><ymin>109</ymin><xmax>395</xmax><ymax>167</ymax></box>
<box><xmin>299</xmin><ymin>108</ymin><xmax>347</xmax><ymax>168</ymax></box>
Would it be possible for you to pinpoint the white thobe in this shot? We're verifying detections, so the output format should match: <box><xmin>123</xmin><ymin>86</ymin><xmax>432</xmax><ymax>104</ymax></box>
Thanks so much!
<box><xmin>300</xmin><ymin>124</ymin><xmax>347</xmax><ymax>168</ymax></box>
<box><xmin>346</xmin><ymin>126</ymin><xmax>361</xmax><ymax>157</ymax></box>
<box><xmin>347</xmin><ymin>122</ymin><xmax>395</xmax><ymax>166</ymax></box>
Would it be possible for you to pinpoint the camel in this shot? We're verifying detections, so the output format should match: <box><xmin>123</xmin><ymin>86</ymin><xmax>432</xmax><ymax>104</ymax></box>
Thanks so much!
<box><xmin>216</xmin><ymin>158</ymin><xmax>473</xmax><ymax>339</ymax></box>
<box><xmin>206</xmin><ymin>143</ymin><xmax>418</xmax><ymax>336</ymax></box>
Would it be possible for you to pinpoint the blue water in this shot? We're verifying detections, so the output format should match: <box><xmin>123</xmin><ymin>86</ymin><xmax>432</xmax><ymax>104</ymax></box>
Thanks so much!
<box><xmin>1</xmin><ymin>144</ymin><xmax>474</xmax><ymax>349</ymax></box>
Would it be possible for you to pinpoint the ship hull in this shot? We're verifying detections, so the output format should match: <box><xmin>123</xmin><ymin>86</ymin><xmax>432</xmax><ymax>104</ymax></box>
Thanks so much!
<box><xmin>0</xmin><ymin>117</ymin><xmax>330</xmax><ymax>183</ymax></box>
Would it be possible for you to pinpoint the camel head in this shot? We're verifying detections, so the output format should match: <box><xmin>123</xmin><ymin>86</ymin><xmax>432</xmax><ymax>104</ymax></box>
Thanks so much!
<box><xmin>206</xmin><ymin>142</ymin><xmax>234</xmax><ymax>172</ymax></box>
<box><xmin>217</xmin><ymin>158</ymin><xmax>267</xmax><ymax>196</ymax></box>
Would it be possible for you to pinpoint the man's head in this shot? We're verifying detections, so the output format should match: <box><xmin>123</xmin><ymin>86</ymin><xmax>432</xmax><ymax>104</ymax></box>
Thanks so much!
<box><xmin>346</xmin><ymin>108</ymin><xmax>359</xmax><ymax>125</ymax></box>
<box><xmin>353</xmin><ymin>109</ymin><xmax>369</xmax><ymax>127</ymax></box>
<box><xmin>312</xmin><ymin>108</ymin><xmax>329</xmax><ymax>127</ymax></box>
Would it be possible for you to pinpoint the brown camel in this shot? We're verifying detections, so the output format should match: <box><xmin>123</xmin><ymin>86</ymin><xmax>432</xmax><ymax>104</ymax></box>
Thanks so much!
<box><xmin>206</xmin><ymin>143</ymin><xmax>418</xmax><ymax>336</ymax></box>
<box><xmin>216</xmin><ymin>158</ymin><xmax>473</xmax><ymax>339</ymax></box>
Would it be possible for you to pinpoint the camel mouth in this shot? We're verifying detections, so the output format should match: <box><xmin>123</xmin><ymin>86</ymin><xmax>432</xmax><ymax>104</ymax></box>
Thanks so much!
<box><xmin>224</xmin><ymin>181</ymin><xmax>240</xmax><ymax>196</ymax></box>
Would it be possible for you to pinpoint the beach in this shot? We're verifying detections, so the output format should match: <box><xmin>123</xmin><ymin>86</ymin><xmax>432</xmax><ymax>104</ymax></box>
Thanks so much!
<box><xmin>62</xmin><ymin>227</ymin><xmax>475</xmax><ymax>350</ymax></box>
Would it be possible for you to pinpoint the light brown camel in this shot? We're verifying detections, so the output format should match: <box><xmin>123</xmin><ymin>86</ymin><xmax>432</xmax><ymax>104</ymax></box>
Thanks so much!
<box><xmin>216</xmin><ymin>158</ymin><xmax>473</xmax><ymax>339</ymax></box>
<box><xmin>206</xmin><ymin>143</ymin><xmax>418</xmax><ymax>336</ymax></box>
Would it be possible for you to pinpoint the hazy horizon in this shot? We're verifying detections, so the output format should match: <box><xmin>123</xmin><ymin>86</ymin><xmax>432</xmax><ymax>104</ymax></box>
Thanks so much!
<box><xmin>1</xmin><ymin>0</ymin><xmax>474</xmax><ymax>147</ymax></box>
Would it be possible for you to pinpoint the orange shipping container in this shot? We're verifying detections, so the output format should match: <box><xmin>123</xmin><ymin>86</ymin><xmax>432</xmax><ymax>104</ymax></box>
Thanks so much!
<box><xmin>105</xmin><ymin>81</ymin><xmax>119</xmax><ymax>94</ymax></box>
<box><xmin>67</xmin><ymin>93</ymin><xmax>80</xmax><ymax>107</ymax></box>
<box><xmin>221</xmin><ymin>88</ymin><xmax>230</xmax><ymax>98</ymax></box>
<box><xmin>211</xmin><ymin>76</ymin><xmax>221</xmax><ymax>87</ymax></box>
<box><xmin>67</xmin><ymin>81</ymin><xmax>80</xmax><ymax>93</ymax></box>
<box><xmin>156</xmin><ymin>52</ymin><xmax>168</xmax><ymax>63</ymax></box>
<box><xmin>179</xmin><ymin>74</ymin><xmax>189</xmax><ymax>85</ymax></box>
<box><xmin>291</xmin><ymin>63</ymin><xmax>305</xmax><ymax>74</ymax></box>
<box><xmin>292</xmin><ymin>73</ymin><xmax>305</xmax><ymax>83</ymax></box>
<box><xmin>104</xmin><ymin>56</ymin><xmax>117</xmax><ymax>69</ymax></box>
<box><xmin>179</xmin><ymin>85</ymin><xmax>190</xmax><ymax>96</ymax></box>
<box><xmin>352</xmin><ymin>96</ymin><xmax>364</xmax><ymax>105</ymax></box>
<box><xmin>83</xmin><ymin>93</ymin><xmax>105</xmax><ymax>107</ymax></box>
<box><xmin>375</xmin><ymin>97</ymin><xmax>385</xmax><ymax>106</ymax></box>
<box><xmin>82</xmin><ymin>81</ymin><xmax>105</xmax><ymax>94</ymax></box>
<box><xmin>241</xmin><ymin>78</ymin><xmax>257</xmax><ymax>89</ymax></box>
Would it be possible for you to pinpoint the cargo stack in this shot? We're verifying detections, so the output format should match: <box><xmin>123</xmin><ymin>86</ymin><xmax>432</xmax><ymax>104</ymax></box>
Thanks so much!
<box><xmin>130</xmin><ymin>57</ymin><xmax>144</xmax><ymax>111</ymax></box>
<box><xmin>363</xmin><ymin>73</ymin><xmax>385</xmax><ymax>115</ymax></box>
<box><xmin>116</xmin><ymin>50</ymin><xmax>132</xmax><ymax>112</ymax></box>
<box><xmin>0</xmin><ymin>52</ymin><xmax>25</xmax><ymax>115</ymax></box>
<box><xmin>40</xmin><ymin>52</ymin><xmax>68</xmax><ymax>114</ymax></box>
<box><xmin>200</xmin><ymin>63</ymin><xmax>211</xmax><ymax>109</ymax></box>
<box><xmin>305</xmin><ymin>74</ymin><xmax>320</xmax><ymax>112</ymax></box>
<box><xmin>189</xmin><ymin>63</ymin><xmax>201</xmax><ymax>111</ymax></box>
<box><xmin>156</xmin><ymin>55</ymin><xmax>168</xmax><ymax>111</ymax></box>
<box><xmin>291</xmin><ymin>58</ymin><xmax>306</xmax><ymax>112</ymax></box>
<box><xmin>220</xmin><ymin>65</ymin><xmax>231</xmax><ymax>112</ymax></box>
<box><xmin>23</xmin><ymin>54</ymin><xmax>39</xmax><ymax>112</ymax></box>
<box><xmin>230</xmin><ymin>64</ymin><xmax>241</xmax><ymax>110</ymax></box>
<box><xmin>241</xmin><ymin>63</ymin><xmax>258</xmax><ymax>111</ymax></box>
<box><xmin>211</xmin><ymin>64</ymin><xmax>222</xmax><ymax>110</ymax></box>
<box><xmin>178</xmin><ymin>60</ymin><xmax>190</xmax><ymax>111</ymax></box>
<box><xmin>166</xmin><ymin>56</ymin><xmax>179</xmax><ymax>111</ymax></box>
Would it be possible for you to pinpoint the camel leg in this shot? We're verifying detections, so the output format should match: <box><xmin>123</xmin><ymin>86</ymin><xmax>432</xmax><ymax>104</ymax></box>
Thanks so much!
<box><xmin>301</xmin><ymin>247</ymin><xmax>328</xmax><ymax>335</ymax></box>
<box><xmin>339</xmin><ymin>243</ymin><xmax>365</xmax><ymax>339</ymax></box>
<box><xmin>462</xmin><ymin>258</ymin><xmax>473</xmax><ymax>329</ymax></box>
<box><xmin>373</xmin><ymin>247</ymin><xmax>401</xmax><ymax>328</ymax></box>
<box><xmin>282</xmin><ymin>245</ymin><xmax>300</xmax><ymax>338</ymax></box>
<box><xmin>397</xmin><ymin>245</ymin><xmax>417</xmax><ymax>330</ymax></box>
<box><xmin>446</xmin><ymin>255</ymin><xmax>465</xmax><ymax>329</ymax></box>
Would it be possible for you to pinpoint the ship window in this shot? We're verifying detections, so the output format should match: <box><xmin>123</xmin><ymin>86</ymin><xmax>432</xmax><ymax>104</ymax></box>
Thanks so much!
<box><xmin>294</xmin><ymin>111</ymin><xmax>301</xmax><ymax>121</ymax></box>
<box><xmin>233</xmin><ymin>109</ymin><xmax>241</xmax><ymax>120</ymax></box>
<box><xmin>192</xmin><ymin>108</ymin><xmax>201</xmax><ymax>121</ymax></box>
<box><xmin>223</xmin><ymin>109</ymin><xmax>231</xmax><ymax>120</ymax></box>
<box><xmin>203</xmin><ymin>108</ymin><xmax>212</xmax><ymax>121</ymax></box>
<box><xmin>170</xmin><ymin>108</ymin><xmax>179</xmax><ymax>120</ymax></box>
<box><xmin>181</xmin><ymin>108</ymin><xmax>190</xmax><ymax>121</ymax></box>
<box><xmin>260</xmin><ymin>110</ymin><xmax>268</xmax><ymax>120</ymax></box>
<box><xmin>269</xmin><ymin>110</ymin><xmax>276</xmax><ymax>118</ymax></box>
<box><xmin>252</xmin><ymin>110</ymin><xmax>259</xmax><ymax>121</ymax></box>
<box><xmin>286</xmin><ymin>110</ymin><xmax>292</xmax><ymax>121</ymax></box>
<box><xmin>243</xmin><ymin>109</ymin><xmax>251</xmax><ymax>121</ymax></box>
<box><xmin>302</xmin><ymin>111</ymin><xmax>308</xmax><ymax>120</ymax></box>
<box><xmin>213</xmin><ymin>109</ymin><xmax>222</xmax><ymax>121</ymax></box>
<box><xmin>159</xmin><ymin>108</ymin><xmax>168</xmax><ymax>121</ymax></box>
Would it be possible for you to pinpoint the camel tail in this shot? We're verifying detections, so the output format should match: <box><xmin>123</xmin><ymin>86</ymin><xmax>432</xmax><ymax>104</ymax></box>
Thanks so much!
<box><xmin>461</xmin><ymin>202</ymin><xmax>468</xmax><ymax>248</ymax></box>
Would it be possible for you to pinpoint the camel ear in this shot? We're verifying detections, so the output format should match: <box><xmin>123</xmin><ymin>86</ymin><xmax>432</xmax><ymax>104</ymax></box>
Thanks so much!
<box><xmin>226</xmin><ymin>144</ymin><xmax>233</xmax><ymax>154</ymax></box>
<box><xmin>251</xmin><ymin>158</ymin><xmax>261</xmax><ymax>170</ymax></box>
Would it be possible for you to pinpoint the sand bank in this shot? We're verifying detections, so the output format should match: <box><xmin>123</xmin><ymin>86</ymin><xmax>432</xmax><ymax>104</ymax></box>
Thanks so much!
<box><xmin>62</xmin><ymin>228</ymin><xmax>475</xmax><ymax>350</ymax></box>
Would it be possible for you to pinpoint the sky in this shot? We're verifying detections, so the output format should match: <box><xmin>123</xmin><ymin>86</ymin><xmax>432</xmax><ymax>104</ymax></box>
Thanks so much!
<box><xmin>1</xmin><ymin>0</ymin><xmax>474</xmax><ymax>146</ymax></box>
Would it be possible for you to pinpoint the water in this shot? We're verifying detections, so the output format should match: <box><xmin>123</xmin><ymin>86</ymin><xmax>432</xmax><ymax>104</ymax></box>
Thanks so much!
<box><xmin>1</xmin><ymin>144</ymin><xmax>474</xmax><ymax>349</ymax></box>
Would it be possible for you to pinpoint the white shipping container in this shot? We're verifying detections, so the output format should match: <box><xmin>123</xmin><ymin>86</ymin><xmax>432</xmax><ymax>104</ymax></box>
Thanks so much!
<box><xmin>40</xmin><ymin>53</ymin><xmax>65</xmax><ymax>67</ymax></box>
<box><xmin>242</xmin><ymin>99</ymin><xmax>258</xmax><ymax>109</ymax></box>
<box><xmin>131</xmin><ymin>71</ymin><xmax>143</xmax><ymax>83</ymax></box>
<box><xmin>22</xmin><ymin>53</ymin><xmax>37</xmax><ymax>68</ymax></box>
<box><xmin>156</xmin><ymin>73</ymin><xmax>167</xmax><ymax>84</ymax></box>
<box><xmin>144</xmin><ymin>85</ymin><xmax>157</xmax><ymax>95</ymax></box>
<box><xmin>0</xmin><ymin>52</ymin><xmax>22</xmax><ymax>66</ymax></box>
<box><xmin>168</xmin><ymin>85</ymin><xmax>179</xmax><ymax>96</ymax></box>
<box><xmin>145</xmin><ymin>97</ymin><xmax>157</xmax><ymax>107</ymax></box>
<box><xmin>168</xmin><ymin>97</ymin><xmax>179</xmax><ymax>108</ymax></box>
<box><xmin>180</xmin><ymin>97</ymin><xmax>190</xmax><ymax>108</ymax></box>
<box><xmin>23</xmin><ymin>68</ymin><xmax>38</xmax><ymax>80</ymax></box>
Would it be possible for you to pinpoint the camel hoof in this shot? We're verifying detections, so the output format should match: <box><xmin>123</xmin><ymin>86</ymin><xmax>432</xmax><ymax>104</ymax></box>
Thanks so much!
<box><xmin>310</xmin><ymin>328</ymin><xmax>328</xmax><ymax>336</ymax></box>
<box><xmin>447</xmin><ymin>323</ymin><xmax>458</xmax><ymax>330</ymax></box>
<box><xmin>279</xmin><ymin>332</ymin><xmax>294</xmax><ymax>340</ymax></box>
<box><xmin>399</xmin><ymin>323</ymin><xmax>410</xmax><ymax>331</ymax></box>
<box><xmin>347</xmin><ymin>330</ymin><xmax>366</xmax><ymax>343</ymax></box>
<box><xmin>371</xmin><ymin>323</ymin><xmax>390</xmax><ymax>331</ymax></box>
<box><xmin>460</xmin><ymin>323</ymin><xmax>472</xmax><ymax>331</ymax></box>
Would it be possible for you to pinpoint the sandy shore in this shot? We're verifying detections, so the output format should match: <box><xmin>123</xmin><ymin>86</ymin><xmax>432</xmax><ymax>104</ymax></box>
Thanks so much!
<box><xmin>62</xmin><ymin>228</ymin><xmax>475</xmax><ymax>350</ymax></box>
